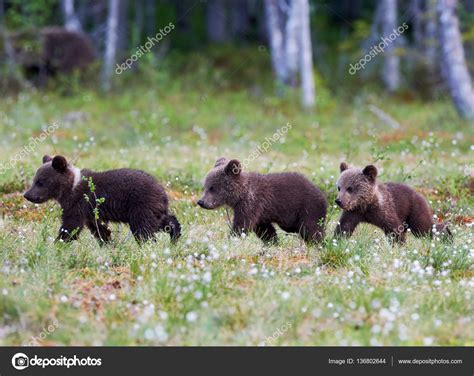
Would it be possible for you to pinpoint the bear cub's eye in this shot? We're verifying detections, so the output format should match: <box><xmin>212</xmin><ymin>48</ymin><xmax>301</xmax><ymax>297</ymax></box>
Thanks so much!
<box><xmin>36</xmin><ymin>180</ymin><xmax>44</xmax><ymax>187</ymax></box>
<box><xmin>209</xmin><ymin>186</ymin><xmax>215</xmax><ymax>192</ymax></box>
<box><xmin>347</xmin><ymin>186</ymin><xmax>354</xmax><ymax>193</ymax></box>
<box><xmin>337</xmin><ymin>186</ymin><xmax>340</xmax><ymax>192</ymax></box>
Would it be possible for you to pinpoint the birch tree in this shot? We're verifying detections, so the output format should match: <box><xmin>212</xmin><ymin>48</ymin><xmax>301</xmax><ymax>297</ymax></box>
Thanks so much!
<box><xmin>264</xmin><ymin>0</ymin><xmax>287</xmax><ymax>83</ymax></box>
<box><xmin>437</xmin><ymin>0</ymin><xmax>474</xmax><ymax>120</ymax></box>
<box><xmin>364</xmin><ymin>0</ymin><xmax>402</xmax><ymax>90</ymax></box>
<box><xmin>285</xmin><ymin>1</ymin><xmax>300</xmax><ymax>86</ymax></box>
<box><xmin>381</xmin><ymin>0</ymin><xmax>400</xmax><ymax>91</ymax></box>
<box><xmin>61</xmin><ymin>0</ymin><xmax>82</xmax><ymax>32</ymax></box>
<box><xmin>101</xmin><ymin>0</ymin><xmax>120</xmax><ymax>91</ymax></box>
<box><xmin>264</xmin><ymin>0</ymin><xmax>316</xmax><ymax>108</ymax></box>
<box><xmin>298</xmin><ymin>0</ymin><xmax>315</xmax><ymax>108</ymax></box>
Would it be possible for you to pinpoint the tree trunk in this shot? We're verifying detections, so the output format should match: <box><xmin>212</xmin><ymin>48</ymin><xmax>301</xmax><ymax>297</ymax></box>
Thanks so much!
<box><xmin>265</xmin><ymin>0</ymin><xmax>315</xmax><ymax>108</ymax></box>
<box><xmin>284</xmin><ymin>0</ymin><xmax>300</xmax><ymax>86</ymax></box>
<box><xmin>101</xmin><ymin>0</ymin><xmax>120</xmax><ymax>91</ymax></box>
<box><xmin>437</xmin><ymin>0</ymin><xmax>474</xmax><ymax>119</ymax></box>
<box><xmin>207</xmin><ymin>0</ymin><xmax>229</xmax><ymax>42</ymax></box>
<box><xmin>297</xmin><ymin>0</ymin><xmax>315</xmax><ymax>108</ymax></box>
<box><xmin>264</xmin><ymin>0</ymin><xmax>286</xmax><ymax>83</ymax></box>
<box><xmin>61</xmin><ymin>0</ymin><xmax>82</xmax><ymax>32</ymax></box>
<box><xmin>381</xmin><ymin>0</ymin><xmax>400</xmax><ymax>91</ymax></box>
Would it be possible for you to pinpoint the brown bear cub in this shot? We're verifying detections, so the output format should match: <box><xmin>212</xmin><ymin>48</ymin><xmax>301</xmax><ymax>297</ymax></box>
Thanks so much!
<box><xmin>24</xmin><ymin>155</ymin><xmax>180</xmax><ymax>243</ymax></box>
<box><xmin>335</xmin><ymin>162</ymin><xmax>451</xmax><ymax>243</ymax></box>
<box><xmin>197</xmin><ymin>158</ymin><xmax>327</xmax><ymax>244</ymax></box>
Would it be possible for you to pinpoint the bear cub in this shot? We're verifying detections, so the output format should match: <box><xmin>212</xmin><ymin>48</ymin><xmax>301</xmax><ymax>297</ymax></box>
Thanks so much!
<box><xmin>24</xmin><ymin>155</ymin><xmax>181</xmax><ymax>243</ymax></box>
<box><xmin>335</xmin><ymin>162</ymin><xmax>451</xmax><ymax>243</ymax></box>
<box><xmin>198</xmin><ymin>158</ymin><xmax>328</xmax><ymax>244</ymax></box>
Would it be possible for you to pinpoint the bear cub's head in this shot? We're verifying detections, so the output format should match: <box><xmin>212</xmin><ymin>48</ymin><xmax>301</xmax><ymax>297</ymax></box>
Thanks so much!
<box><xmin>24</xmin><ymin>155</ymin><xmax>79</xmax><ymax>204</ymax></box>
<box><xmin>197</xmin><ymin>157</ymin><xmax>243</xmax><ymax>210</ymax></box>
<box><xmin>335</xmin><ymin>162</ymin><xmax>378</xmax><ymax>211</ymax></box>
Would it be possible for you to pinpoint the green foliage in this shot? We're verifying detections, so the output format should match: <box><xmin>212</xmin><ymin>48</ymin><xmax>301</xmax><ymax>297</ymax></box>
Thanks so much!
<box><xmin>83</xmin><ymin>176</ymin><xmax>105</xmax><ymax>223</ymax></box>
<box><xmin>4</xmin><ymin>0</ymin><xmax>58</xmax><ymax>29</ymax></box>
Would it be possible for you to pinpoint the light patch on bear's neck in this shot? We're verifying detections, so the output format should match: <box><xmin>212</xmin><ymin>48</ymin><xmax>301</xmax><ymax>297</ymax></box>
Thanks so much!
<box><xmin>70</xmin><ymin>165</ymin><xmax>82</xmax><ymax>190</ymax></box>
<box><xmin>374</xmin><ymin>185</ymin><xmax>384</xmax><ymax>205</ymax></box>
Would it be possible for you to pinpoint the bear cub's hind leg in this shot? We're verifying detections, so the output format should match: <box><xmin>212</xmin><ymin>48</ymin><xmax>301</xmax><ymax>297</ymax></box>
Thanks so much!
<box><xmin>255</xmin><ymin>223</ymin><xmax>278</xmax><ymax>244</ymax></box>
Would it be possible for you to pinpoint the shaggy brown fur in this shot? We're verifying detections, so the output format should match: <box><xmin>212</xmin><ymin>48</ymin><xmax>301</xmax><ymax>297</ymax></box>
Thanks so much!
<box><xmin>198</xmin><ymin>158</ymin><xmax>327</xmax><ymax>244</ymax></box>
<box><xmin>334</xmin><ymin>162</ymin><xmax>451</xmax><ymax>243</ymax></box>
<box><xmin>24</xmin><ymin>155</ymin><xmax>180</xmax><ymax>243</ymax></box>
<box><xmin>10</xmin><ymin>27</ymin><xmax>96</xmax><ymax>86</ymax></box>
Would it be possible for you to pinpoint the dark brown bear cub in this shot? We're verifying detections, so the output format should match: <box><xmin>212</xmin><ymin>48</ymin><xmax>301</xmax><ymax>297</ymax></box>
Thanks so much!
<box><xmin>334</xmin><ymin>162</ymin><xmax>451</xmax><ymax>243</ymax></box>
<box><xmin>24</xmin><ymin>155</ymin><xmax>180</xmax><ymax>243</ymax></box>
<box><xmin>197</xmin><ymin>158</ymin><xmax>327</xmax><ymax>244</ymax></box>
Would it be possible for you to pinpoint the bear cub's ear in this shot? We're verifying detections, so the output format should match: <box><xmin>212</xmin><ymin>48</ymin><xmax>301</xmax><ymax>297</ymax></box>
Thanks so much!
<box><xmin>362</xmin><ymin>165</ymin><xmax>378</xmax><ymax>182</ymax></box>
<box><xmin>214</xmin><ymin>157</ymin><xmax>227</xmax><ymax>167</ymax></box>
<box><xmin>52</xmin><ymin>155</ymin><xmax>68</xmax><ymax>173</ymax></box>
<box><xmin>225</xmin><ymin>159</ymin><xmax>242</xmax><ymax>176</ymax></box>
<box><xmin>340</xmin><ymin>162</ymin><xmax>349</xmax><ymax>172</ymax></box>
<box><xmin>43</xmin><ymin>155</ymin><xmax>53</xmax><ymax>164</ymax></box>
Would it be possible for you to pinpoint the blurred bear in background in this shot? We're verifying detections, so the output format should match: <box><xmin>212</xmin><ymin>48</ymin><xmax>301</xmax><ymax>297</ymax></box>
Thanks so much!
<box><xmin>4</xmin><ymin>26</ymin><xmax>96</xmax><ymax>87</ymax></box>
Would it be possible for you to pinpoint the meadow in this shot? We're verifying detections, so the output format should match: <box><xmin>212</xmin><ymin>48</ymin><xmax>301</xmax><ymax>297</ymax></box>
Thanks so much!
<box><xmin>0</xmin><ymin>49</ymin><xmax>473</xmax><ymax>345</ymax></box>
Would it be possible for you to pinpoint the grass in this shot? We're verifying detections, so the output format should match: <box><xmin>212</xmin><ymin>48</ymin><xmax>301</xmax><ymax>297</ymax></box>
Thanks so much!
<box><xmin>0</xmin><ymin>48</ymin><xmax>473</xmax><ymax>345</ymax></box>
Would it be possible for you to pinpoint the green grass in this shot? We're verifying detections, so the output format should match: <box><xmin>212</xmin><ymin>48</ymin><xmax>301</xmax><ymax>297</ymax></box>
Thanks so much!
<box><xmin>0</xmin><ymin>50</ymin><xmax>473</xmax><ymax>345</ymax></box>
